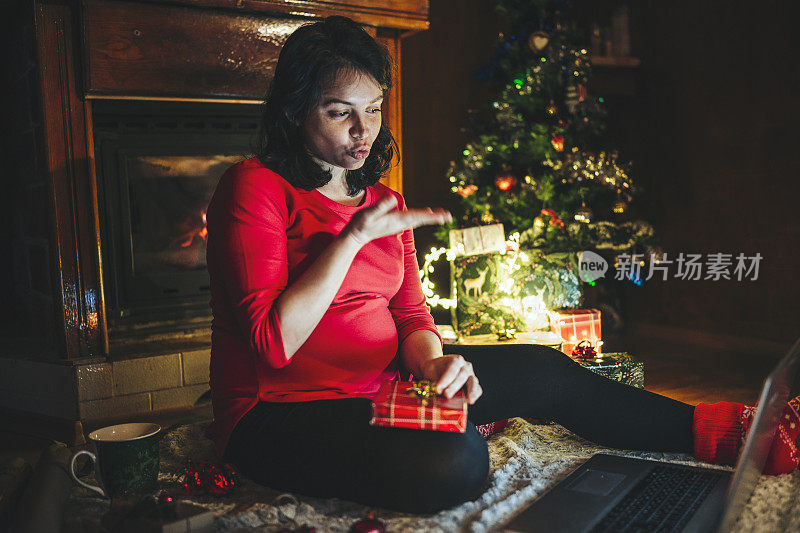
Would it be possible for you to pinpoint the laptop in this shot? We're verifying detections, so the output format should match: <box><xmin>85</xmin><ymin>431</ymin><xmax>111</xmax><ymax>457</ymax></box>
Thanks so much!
<box><xmin>501</xmin><ymin>336</ymin><xmax>800</xmax><ymax>533</ymax></box>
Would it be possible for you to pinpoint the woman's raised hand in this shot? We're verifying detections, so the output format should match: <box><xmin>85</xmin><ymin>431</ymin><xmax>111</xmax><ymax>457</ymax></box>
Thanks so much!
<box><xmin>344</xmin><ymin>195</ymin><xmax>452</xmax><ymax>246</ymax></box>
<box><xmin>419</xmin><ymin>354</ymin><xmax>482</xmax><ymax>405</ymax></box>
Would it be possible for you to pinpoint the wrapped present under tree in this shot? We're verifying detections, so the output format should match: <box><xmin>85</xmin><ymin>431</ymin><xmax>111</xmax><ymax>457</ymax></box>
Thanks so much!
<box><xmin>569</xmin><ymin>350</ymin><xmax>644</xmax><ymax>389</ymax></box>
<box><xmin>447</xmin><ymin>230</ymin><xmax>582</xmax><ymax>337</ymax></box>
<box><xmin>549</xmin><ymin>307</ymin><xmax>602</xmax><ymax>355</ymax></box>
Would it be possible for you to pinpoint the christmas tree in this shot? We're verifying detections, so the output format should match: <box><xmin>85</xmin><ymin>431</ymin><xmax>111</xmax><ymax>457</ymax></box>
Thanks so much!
<box><xmin>424</xmin><ymin>0</ymin><xmax>660</xmax><ymax>337</ymax></box>
<box><xmin>437</xmin><ymin>0</ymin><xmax>655</xmax><ymax>255</ymax></box>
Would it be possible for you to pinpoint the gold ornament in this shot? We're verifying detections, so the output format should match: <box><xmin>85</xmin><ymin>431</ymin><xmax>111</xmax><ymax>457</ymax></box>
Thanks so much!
<box><xmin>574</xmin><ymin>202</ymin><xmax>593</xmax><ymax>223</ymax></box>
<box><xmin>533</xmin><ymin>216</ymin><xmax>545</xmax><ymax>229</ymax></box>
<box><xmin>528</xmin><ymin>31</ymin><xmax>550</xmax><ymax>52</ymax></box>
<box><xmin>481</xmin><ymin>211</ymin><xmax>494</xmax><ymax>224</ymax></box>
<box><xmin>612</xmin><ymin>197</ymin><xmax>629</xmax><ymax>214</ymax></box>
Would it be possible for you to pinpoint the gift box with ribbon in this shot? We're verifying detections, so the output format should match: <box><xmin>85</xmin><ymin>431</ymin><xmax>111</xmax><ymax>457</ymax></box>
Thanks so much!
<box><xmin>370</xmin><ymin>380</ymin><xmax>467</xmax><ymax>433</ymax></box>
<box><xmin>549</xmin><ymin>308</ymin><xmax>602</xmax><ymax>355</ymax></box>
<box><xmin>448</xmin><ymin>223</ymin><xmax>506</xmax><ymax>257</ymax></box>
<box><xmin>568</xmin><ymin>347</ymin><xmax>645</xmax><ymax>389</ymax></box>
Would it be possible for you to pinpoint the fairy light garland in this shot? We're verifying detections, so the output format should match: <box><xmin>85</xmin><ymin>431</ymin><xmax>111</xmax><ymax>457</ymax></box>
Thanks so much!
<box><xmin>419</xmin><ymin>247</ymin><xmax>457</xmax><ymax>309</ymax></box>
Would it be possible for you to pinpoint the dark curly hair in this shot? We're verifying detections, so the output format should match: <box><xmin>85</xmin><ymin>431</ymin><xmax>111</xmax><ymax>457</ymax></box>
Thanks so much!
<box><xmin>256</xmin><ymin>16</ymin><xmax>398</xmax><ymax>196</ymax></box>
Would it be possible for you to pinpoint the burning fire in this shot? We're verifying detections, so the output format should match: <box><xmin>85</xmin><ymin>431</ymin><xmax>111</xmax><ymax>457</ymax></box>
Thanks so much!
<box><xmin>178</xmin><ymin>210</ymin><xmax>208</xmax><ymax>248</ymax></box>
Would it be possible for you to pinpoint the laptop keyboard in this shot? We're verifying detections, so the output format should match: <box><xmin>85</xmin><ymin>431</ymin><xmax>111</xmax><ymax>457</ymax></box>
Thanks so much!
<box><xmin>591</xmin><ymin>464</ymin><xmax>726</xmax><ymax>532</ymax></box>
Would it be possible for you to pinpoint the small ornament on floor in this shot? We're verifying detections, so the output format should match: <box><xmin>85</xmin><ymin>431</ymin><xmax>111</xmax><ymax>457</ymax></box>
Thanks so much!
<box><xmin>349</xmin><ymin>512</ymin><xmax>386</xmax><ymax>533</ymax></box>
<box><xmin>175</xmin><ymin>460</ymin><xmax>237</xmax><ymax>496</ymax></box>
<box><xmin>571</xmin><ymin>340</ymin><xmax>598</xmax><ymax>360</ymax></box>
<box><xmin>273</xmin><ymin>494</ymin><xmax>316</xmax><ymax>533</ymax></box>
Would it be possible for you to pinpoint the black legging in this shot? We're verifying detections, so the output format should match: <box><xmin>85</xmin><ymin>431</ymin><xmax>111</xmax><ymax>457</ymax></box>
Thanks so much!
<box><xmin>223</xmin><ymin>344</ymin><xmax>694</xmax><ymax>514</ymax></box>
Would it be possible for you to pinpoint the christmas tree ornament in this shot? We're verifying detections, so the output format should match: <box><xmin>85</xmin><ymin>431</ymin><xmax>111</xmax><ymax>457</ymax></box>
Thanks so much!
<box><xmin>578</xmin><ymin>83</ymin><xmax>588</xmax><ymax>102</ymax></box>
<box><xmin>528</xmin><ymin>31</ymin><xmax>550</xmax><ymax>52</ymax></box>
<box><xmin>612</xmin><ymin>198</ymin><xmax>628</xmax><ymax>214</ymax></box>
<box><xmin>646</xmin><ymin>246</ymin><xmax>666</xmax><ymax>264</ymax></box>
<box><xmin>456</xmin><ymin>184</ymin><xmax>478</xmax><ymax>198</ymax></box>
<box><xmin>442</xmin><ymin>3</ymin><xmax>656</xmax><ymax>261</ymax></box>
<box><xmin>540</xmin><ymin>208</ymin><xmax>565</xmax><ymax>229</ymax></box>
<box><xmin>574</xmin><ymin>201</ymin><xmax>593</xmax><ymax>223</ymax></box>
<box><xmin>494</xmin><ymin>174</ymin><xmax>517</xmax><ymax>191</ymax></box>
<box><xmin>612</xmin><ymin>191</ymin><xmax>628</xmax><ymax>214</ymax></box>
<box><xmin>349</xmin><ymin>513</ymin><xmax>386</xmax><ymax>533</ymax></box>
<box><xmin>565</xmin><ymin>85</ymin><xmax>579</xmax><ymax>113</ymax></box>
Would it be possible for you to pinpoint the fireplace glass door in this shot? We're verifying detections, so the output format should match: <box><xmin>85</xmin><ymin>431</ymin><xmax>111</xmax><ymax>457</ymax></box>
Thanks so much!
<box><xmin>93</xmin><ymin>101</ymin><xmax>261</xmax><ymax>340</ymax></box>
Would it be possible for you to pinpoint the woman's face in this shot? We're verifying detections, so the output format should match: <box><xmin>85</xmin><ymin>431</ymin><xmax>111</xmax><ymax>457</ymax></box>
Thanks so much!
<box><xmin>303</xmin><ymin>71</ymin><xmax>384</xmax><ymax>171</ymax></box>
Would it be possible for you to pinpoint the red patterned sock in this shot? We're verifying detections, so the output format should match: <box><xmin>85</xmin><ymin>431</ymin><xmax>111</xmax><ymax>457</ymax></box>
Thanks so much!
<box><xmin>693</xmin><ymin>396</ymin><xmax>800</xmax><ymax>475</ymax></box>
<box><xmin>745</xmin><ymin>396</ymin><xmax>800</xmax><ymax>475</ymax></box>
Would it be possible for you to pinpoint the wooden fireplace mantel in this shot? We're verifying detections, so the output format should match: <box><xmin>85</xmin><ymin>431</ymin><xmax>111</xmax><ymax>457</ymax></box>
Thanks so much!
<box><xmin>133</xmin><ymin>0</ymin><xmax>431</xmax><ymax>32</ymax></box>
<box><xmin>29</xmin><ymin>0</ymin><xmax>429</xmax><ymax>360</ymax></box>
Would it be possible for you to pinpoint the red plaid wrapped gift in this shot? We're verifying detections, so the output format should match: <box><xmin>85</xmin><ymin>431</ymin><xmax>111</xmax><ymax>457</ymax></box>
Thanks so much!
<box><xmin>549</xmin><ymin>308</ymin><xmax>602</xmax><ymax>355</ymax></box>
<box><xmin>370</xmin><ymin>380</ymin><xmax>467</xmax><ymax>433</ymax></box>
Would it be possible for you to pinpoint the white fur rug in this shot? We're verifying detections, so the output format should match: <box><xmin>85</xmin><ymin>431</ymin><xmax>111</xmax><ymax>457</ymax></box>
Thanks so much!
<box><xmin>64</xmin><ymin>418</ymin><xmax>800</xmax><ymax>532</ymax></box>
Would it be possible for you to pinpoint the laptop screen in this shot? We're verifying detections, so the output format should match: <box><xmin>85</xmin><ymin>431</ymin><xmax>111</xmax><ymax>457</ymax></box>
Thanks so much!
<box><xmin>716</xmin><ymin>337</ymin><xmax>800</xmax><ymax>531</ymax></box>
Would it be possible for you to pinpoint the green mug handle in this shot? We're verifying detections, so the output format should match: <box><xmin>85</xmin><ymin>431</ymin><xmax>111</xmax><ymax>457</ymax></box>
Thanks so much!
<box><xmin>69</xmin><ymin>450</ymin><xmax>106</xmax><ymax>497</ymax></box>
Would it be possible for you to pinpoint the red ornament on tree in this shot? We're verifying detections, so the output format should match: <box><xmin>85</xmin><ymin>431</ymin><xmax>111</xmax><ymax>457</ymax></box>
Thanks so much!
<box><xmin>456</xmin><ymin>184</ymin><xmax>478</xmax><ymax>198</ymax></box>
<box><xmin>551</xmin><ymin>135</ymin><xmax>565</xmax><ymax>152</ymax></box>
<box><xmin>577</xmin><ymin>84</ymin><xmax>588</xmax><ymax>102</ymax></box>
<box><xmin>494</xmin><ymin>174</ymin><xmax>517</xmax><ymax>191</ymax></box>
<box><xmin>540</xmin><ymin>208</ymin><xmax>565</xmax><ymax>229</ymax></box>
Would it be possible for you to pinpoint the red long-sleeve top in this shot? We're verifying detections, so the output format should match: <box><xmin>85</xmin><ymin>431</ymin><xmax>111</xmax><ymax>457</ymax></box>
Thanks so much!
<box><xmin>204</xmin><ymin>157</ymin><xmax>441</xmax><ymax>457</ymax></box>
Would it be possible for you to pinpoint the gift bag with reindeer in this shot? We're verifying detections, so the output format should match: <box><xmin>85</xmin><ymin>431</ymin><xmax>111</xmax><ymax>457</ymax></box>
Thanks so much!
<box><xmin>448</xmin><ymin>225</ymin><xmax>583</xmax><ymax>338</ymax></box>
<box><xmin>449</xmin><ymin>225</ymin><xmax>523</xmax><ymax>337</ymax></box>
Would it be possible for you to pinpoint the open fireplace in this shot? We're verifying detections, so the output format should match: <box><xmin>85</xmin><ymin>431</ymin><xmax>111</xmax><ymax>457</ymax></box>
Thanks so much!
<box><xmin>2</xmin><ymin>0</ymin><xmax>420</xmax><ymax>436</ymax></box>
<box><xmin>92</xmin><ymin>101</ymin><xmax>260</xmax><ymax>342</ymax></box>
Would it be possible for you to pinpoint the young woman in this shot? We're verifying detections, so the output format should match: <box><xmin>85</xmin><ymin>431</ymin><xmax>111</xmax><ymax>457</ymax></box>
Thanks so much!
<box><xmin>204</xmin><ymin>16</ymin><xmax>800</xmax><ymax>514</ymax></box>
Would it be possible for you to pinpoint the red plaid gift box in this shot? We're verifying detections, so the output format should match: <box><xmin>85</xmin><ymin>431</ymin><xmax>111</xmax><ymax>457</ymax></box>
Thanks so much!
<box><xmin>549</xmin><ymin>308</ymin><xmax>602</xmax><ymax>356</ymax></box>
<box><xmin>370</xmin><ymin>381</ymin><xmax>467</xmax><ymax>433</ymax></box>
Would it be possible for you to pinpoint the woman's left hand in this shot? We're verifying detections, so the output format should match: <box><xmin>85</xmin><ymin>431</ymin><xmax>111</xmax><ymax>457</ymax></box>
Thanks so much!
<box><xmin>419</xmin><ymin>354</ymin><xmax>482</xmax><ymax>405</ymax></box>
